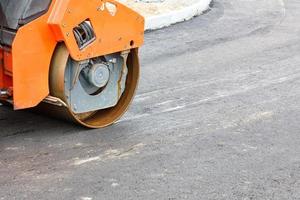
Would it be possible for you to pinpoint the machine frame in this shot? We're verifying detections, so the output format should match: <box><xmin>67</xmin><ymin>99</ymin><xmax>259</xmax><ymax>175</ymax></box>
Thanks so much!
<box><xmin>0</xmin><ymin>0</ymin><xmax>144</xmax><ymax>110</ymax></box>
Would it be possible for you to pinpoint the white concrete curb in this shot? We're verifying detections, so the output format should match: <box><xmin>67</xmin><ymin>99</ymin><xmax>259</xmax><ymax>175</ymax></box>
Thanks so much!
<box><xmin>144</xmin><ymin>0</ymin><xmax>212</xmax><ymax>30</ymax></box>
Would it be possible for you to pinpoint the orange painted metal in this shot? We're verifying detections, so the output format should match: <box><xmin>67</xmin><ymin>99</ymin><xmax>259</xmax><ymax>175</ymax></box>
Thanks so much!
<box><xmin>7</xmin><ymin>0</ymin><xmax>144</xmax><ymax>110</ymax></box>
<box><xmin>12</xmin><ymin>1</ymin><xmax>57</xmax><ymax>109</ymax></box>
<box><xmin>3</xmin><ymin>51</ymin><xmax>13</xmax><ymax>75</ymax></box>
<box><xmin>0</xmin><ymin>49</ymin><xmax>3</xmax><ymax>89</ymax></box>
<box><xmin>48</xmin><ymin>0</ymin><xmax>144</xmax><ymax>61</ymax></box>
<box><xmin>0</xmin><ymin>49</ymin><xmax>13</xmax><ymax>90</ymax></box>
<box><xmin>0</xmin><ymin>49</ymin><xmax>5</xmax><ymax>89</ymax></box>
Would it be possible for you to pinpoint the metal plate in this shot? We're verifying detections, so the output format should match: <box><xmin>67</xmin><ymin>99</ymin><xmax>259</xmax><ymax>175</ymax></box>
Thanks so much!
<box><xmin>65</xmin><ymin>52</ymin><xmax>128</xmax><ymax>113</ymax></box>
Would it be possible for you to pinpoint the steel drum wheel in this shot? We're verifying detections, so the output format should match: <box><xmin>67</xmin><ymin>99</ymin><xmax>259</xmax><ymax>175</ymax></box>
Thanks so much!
<box><xmin>48</xmin><ymin>44</ymin><xmax>140</xmax><ymax>128</ymax></box>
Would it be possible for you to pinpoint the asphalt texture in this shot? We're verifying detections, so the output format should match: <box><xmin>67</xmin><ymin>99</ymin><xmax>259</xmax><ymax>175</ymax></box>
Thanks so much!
<box><xmin>1</xmin><ymin>0</ymin><xmax>300</xmax><ymax>199</ymax></box>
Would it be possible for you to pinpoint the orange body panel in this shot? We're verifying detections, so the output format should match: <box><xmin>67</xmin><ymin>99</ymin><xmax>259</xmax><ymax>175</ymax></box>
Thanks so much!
<box><xmin>3</xmin><ymin>51</ymin><xmax>13</xmax><ymax>75</ymax></box>
<box><xmin>48</xmin><ymin>0</ymin><xmax>144</xmax><ymax>61</ymax></box>
<box><xmin>0</xmin><ymin>49</ymin><xmax>12</xmax><ymax>90</ymax></box>
<box><xmin>12</xmin><ymin>1</ymin><xmax>57</xmax><ymax>109</ymax></box>
<box><xmin>5</xmin><ymin>0</ymin><xmax>144</xmax><ymax>110</ymax></box>
<box><xmin>0</xmin><ymin>49</ymin><xmax>3</xmax><ymax>89</ymax></box>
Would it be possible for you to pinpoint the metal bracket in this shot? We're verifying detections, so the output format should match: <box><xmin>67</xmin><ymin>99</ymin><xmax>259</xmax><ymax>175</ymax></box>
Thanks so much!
<box><xmin>43</xmin><ymin>96</ymin><xmax>67</xmax><ymax>107</ymax></box>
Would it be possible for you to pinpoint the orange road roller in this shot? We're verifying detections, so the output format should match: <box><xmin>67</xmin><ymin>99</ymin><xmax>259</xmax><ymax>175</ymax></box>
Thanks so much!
<box><xmin>0</xmin><ymin>0</ymin><xmax>144</xmax><ymax>128</ymax></box>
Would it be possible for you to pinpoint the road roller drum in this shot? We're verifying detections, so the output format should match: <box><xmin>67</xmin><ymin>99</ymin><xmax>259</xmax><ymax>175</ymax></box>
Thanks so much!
<box><xmin>0</xmin><ymin>0</ymin><xmax>144</xmax><ymax>128</ymax></box>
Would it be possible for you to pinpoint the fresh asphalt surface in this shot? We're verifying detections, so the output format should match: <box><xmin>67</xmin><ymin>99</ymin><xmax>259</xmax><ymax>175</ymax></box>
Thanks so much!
<box><xmin>1</xmin><ymin>0</ymin><xmax>300</xmax><ymax>199</ymax></box>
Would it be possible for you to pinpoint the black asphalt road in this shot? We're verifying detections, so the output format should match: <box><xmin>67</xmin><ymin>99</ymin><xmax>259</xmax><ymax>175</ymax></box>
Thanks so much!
<box><xmin>1</xmin><ymin>0</ymin><xmax>300</xmax><ymax>199</ymax></box>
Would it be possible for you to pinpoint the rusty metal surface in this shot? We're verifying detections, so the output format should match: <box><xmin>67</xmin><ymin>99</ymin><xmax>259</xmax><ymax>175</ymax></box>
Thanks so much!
<box><xmin>48</xmin><ymin>44</ymin><xmax>140</xmax><ymax>128</ymax></box>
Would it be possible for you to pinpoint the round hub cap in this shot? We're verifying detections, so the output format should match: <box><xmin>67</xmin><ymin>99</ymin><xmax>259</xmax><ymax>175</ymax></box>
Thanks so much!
<box><xmin>88</xmin><ymin>63</ymin><xmax>110</xmax><ymax>88</ymax></box>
